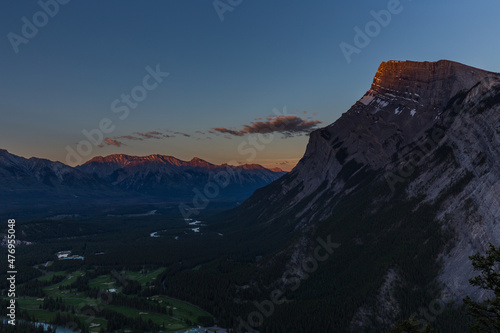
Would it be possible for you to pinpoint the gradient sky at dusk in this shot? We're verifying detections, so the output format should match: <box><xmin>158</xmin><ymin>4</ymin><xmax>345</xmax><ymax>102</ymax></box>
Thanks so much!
<box><xmin>1</xmin><ymin>0</ymin><xmax>499</xmax><ymax>171</ymax></box>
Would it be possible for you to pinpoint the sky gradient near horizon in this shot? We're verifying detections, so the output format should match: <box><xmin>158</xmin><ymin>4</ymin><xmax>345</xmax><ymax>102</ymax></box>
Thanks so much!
<box><xmin>1</xmin><ymin>0</ymin><xmax>500</xmax><ymax>171</ymax></box>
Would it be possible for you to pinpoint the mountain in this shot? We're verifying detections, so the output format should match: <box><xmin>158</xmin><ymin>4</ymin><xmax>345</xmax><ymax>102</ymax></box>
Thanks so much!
<box><xmin>0</xmin><ymin>149</ymin><xmax>95</xmax><ymax>188</ymax></box>
<box><xmin>212</xmin><ymin>60</ymin><xmax>500</xmax><ymax>331</ymax></box>
<box><xmin>238</xmin><ymin>60</ymin><xmax>495</xmax><ymax>227</ymax></box>
<box><xmin>0</xmin><ymin>148</ymin><xmax>110</xmax><ymax>199</ymax></box>
<box><xmin>0</xmin><ymin>150</ymin><xmax>285</xmax><ymax>216</ymax></box>
<box><xmin>76</xmin><ymin>154</ymin><xmax>285</xmax><ymax>200</ymax></box>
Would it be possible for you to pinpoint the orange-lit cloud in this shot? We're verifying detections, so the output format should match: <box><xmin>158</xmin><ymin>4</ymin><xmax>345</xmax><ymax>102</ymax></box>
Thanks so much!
<box><xmin>112</xmin><ymin>130</ymin><xmax>174</xmax><ymax>143</ymax></box>
<box><xmin>134</xmin><ymin>131</ymin><xmax>167</xmax><ymax>139</ymax></box>
<box><xmin>173</xmin><ymin>131</ymin><xmax>191</xmax><ymax>137</ymax></box>
<box><xmin>99</xmin><ymin>137</ymin><xmax>125</xmax><ymax>147</ymax></box>
<box><xmin>212</xmin><ymin>115</ymin><xmax>322</xmax><ymax>138</ymax></box>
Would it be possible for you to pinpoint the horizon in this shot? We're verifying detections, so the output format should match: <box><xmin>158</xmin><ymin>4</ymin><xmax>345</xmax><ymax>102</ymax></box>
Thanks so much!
<box><xmin>2</xmin><ymin>57</ymin><xmax>496</xmax><ymax>172</ymax></box>
<box><xmin>3</xmin><ymin>1</ymin><xmax>500</xmax><ymax>172</ymax></box>
<box><xmin>0</xmin><ymin>147</ymin><xmax>289</xmax><ymax>172</ymax></box>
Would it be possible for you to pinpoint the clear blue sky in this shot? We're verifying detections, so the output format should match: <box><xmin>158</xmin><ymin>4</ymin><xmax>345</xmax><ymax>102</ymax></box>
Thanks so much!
<box><xmin>1</xmin><ymin>0</ymin><xmax>499</xmax><ymax>170</ymax></box>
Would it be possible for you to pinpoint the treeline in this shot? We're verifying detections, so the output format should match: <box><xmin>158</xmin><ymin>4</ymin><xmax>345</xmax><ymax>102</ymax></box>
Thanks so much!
<box><xmin>0</xmin><ymin>299</ymin><xmax>79</xmax><ymax>332</ymax></box>
<box><xmin>80</xmin><ymin>305</ymin><xmax>161</xmax><ymax>332</ymax></box>
<box><xmin>17</xmin><ymin>274</ymin><xmax>66</xmax><ymax>298</ymax></box>
<box><xmin>41</xmin><ymin>297</ymin><xmax>76</xmax><ymax>314</ymax></box>
<box><xmin>50</xmin><ymin>312</ymin><xmax>89</xmax><ymax>333</ymax></box>
<box><xmin>0</xmin><ymin>298</ymin><xmax>43</xmax><ymax>323</ymax></box>
<box><xmin>108</xmin><ymin>293</ymin><xmax>167</xmax><ymax>314</ymax></box>
<box><xmin>114</xmin><ymin>276</ymin><xmax>142</xmax><ymax>295</ymax></box>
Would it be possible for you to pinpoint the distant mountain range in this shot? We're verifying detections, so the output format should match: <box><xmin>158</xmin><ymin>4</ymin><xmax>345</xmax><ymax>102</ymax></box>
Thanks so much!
<box><xmin>212</xmin><ymin>60</ymin><xmax>500</xmax><ymax>331</ymax></box>
<box><xmin>0</xmin><ymin>149</ymin><xmax>285</xmax><ymax>215</ymax></box>
<box><xmin>77</xmin><ymin>154</ymin><xmax>285</xmax><ymax>198</ymax></box>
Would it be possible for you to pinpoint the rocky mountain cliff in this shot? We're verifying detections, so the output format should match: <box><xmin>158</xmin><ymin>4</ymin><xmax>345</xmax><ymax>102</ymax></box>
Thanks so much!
<box><xmin>222</xmin><ymin>60</ymin><xmax>500</xmax><ymax>331</ymax></box>
<box><xmin>241</xmin><ymin>60</ymin><xmax>495</xmax><ymax>226</ymax></box>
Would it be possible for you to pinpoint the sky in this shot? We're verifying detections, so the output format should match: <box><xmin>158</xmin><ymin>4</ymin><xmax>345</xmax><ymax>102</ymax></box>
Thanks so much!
<box><xmin>1</xmin><ymin>0</ymin><xmax>499</xmax><ymax>171</ymax></box>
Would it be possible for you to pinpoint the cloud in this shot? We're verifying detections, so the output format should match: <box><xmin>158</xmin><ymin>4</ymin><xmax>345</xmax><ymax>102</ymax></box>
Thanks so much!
<box><xmin>99</xmin><ymin>137</ymin><xmax>125</xmax><ymax>148</ymax></box>
<box><xmin>114</xmin><ymin>135</ymin><xmax>142</xmax><ymax>141</ymax></box>
<box><xmin>174</xmin><ymin>131</ymin><xmax>191</xmax><ymax>137</ymax></box>
<box><xmin>98</xmin><ymin>129</ymin><xmax>196</xmax><ymax>149</ymax></box>
<box><xmin>213</xmin><ymin>128</ymin><xmax>244</xmax><ymax>136</ymax></box>
<box><xmin>135</xmin><ymin>131</ymin><xmax>170</xmax><ymax>139</ymax></box>
<box><xmin>212</xmin><ymin>115</ymin><xmax>322</xmax><ymax>138</ymax></box>
<box><xmin>112</xmin><ymin>130</ymin><xmax>173</xmax><ymax>143</ymax></box>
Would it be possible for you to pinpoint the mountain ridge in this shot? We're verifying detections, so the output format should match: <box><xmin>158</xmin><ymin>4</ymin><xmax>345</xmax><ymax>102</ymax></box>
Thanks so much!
<box><xmin>82</xmin><ymin>153</ymin><xmax>279</xmax><ymax>171</ymax></box>
<box><xmin>0</xmin><ymin>149</ymin><xmax>286</xmax><ymax>216</ymax></box>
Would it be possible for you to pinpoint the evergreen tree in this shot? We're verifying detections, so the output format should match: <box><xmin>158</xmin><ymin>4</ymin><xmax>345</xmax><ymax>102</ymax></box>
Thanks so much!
<box><xmin>464</xmin><ymin>243</ymin><xmax>500</xmax><ymax>332</ymax></box>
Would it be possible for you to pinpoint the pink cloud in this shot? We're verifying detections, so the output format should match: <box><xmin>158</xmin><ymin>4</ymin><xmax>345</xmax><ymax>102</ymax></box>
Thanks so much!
<box><xmin>212</xmin><ymin>115</ymin><xmax>322</xmax><ymax>138</ymax></box>
<box><xmin>99</xmin><ymin>137</ymin><xmax>125</xmax><ymax>148</ymax></box>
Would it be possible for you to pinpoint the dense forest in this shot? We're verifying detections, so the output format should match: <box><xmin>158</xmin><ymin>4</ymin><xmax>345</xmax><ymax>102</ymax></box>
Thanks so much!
<box><xmin>0</xmin><ymin>190</ymin><xmax>499</xmax><ymax>332</ymax></box>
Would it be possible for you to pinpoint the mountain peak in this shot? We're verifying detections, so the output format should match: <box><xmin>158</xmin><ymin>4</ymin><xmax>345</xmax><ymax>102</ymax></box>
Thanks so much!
<box><xmin>372</xmin><ymin>60</ymin><xmax>495</xmax><ymax>98</ymax></box>
<box><xmin>83</xmin><ymin>154</ymin><xmax>184</xmax><ymax>169</ymax></box>
<box><xmin>238</xmin><ymin>164</ymin><xmax>266</xmax><ymax>170</ymax></box>
<box><xmin>86</xmin><ymin>154</ymin><xmax>130</xmax><ymax>165</ymax></box>
<box><xmin>188</xmin><ymin>157</ymin><xmax>213</xmax><ymax>167</ymax></box>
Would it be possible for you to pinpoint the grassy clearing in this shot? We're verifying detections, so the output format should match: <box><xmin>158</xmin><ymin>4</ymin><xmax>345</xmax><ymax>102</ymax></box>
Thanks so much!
<box><xmin>89</xmin><ymin>274</ymin><xmax>117</xmax><ymax>290</ymax></box>
<box><xmin>122</xmin><ymin>268</ymin><xmax>165</xmax><ymax>286</ymax></box>
<box><xmin>104</xmin><ymin>304</ymin><xmax>190</xmax><ymax>331</ymax></box>
<box><xmin>37</xmin><ymin>271</ymin><xmax>67</xmax><ymax>282</ymax></box>
<box><xmin>11</xmin><ymin>268</ymin><xmax>212</xmax><ymax>332</ymax></box>
<box><xmin>151</xmin><ymin>295</ymin><xmax>211</xmax><ymax>323</ymax></box>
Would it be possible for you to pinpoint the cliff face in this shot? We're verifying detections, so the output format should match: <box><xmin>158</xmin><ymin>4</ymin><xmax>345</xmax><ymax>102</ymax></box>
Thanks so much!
<box><xmin>372</xmin><ymin>60</ymin><xmax>491</xmax><ymax>100</ymax></box>
<box><xmin>407</xmin><ymin>77</ymin><xmax>500</xmax><ymax>302</ymax></box>
<box><xmin>233</xmin><ymin>60</ymin><xmax>500</xmax><ymax>329</ymax></box>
